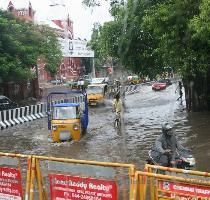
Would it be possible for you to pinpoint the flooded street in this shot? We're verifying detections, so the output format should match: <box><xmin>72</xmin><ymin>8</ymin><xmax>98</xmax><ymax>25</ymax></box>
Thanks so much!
<box><xmin>0</xmin><ymin>82</ymin><xmax>210</xmax><ymax>171</ymax></box>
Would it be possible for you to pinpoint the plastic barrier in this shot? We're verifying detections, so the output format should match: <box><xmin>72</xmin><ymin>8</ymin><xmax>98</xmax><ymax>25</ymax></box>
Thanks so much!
<box><xmin>134</xmin><ymin>165</ymin><xmax>210</xmax><ymax>200</ymax></box>
<box><xmin>0</xmin><ymin>110</ymin><xmax>7</xmax><ymax>129</ymax></box>
<box><xmin>0</xmin><ymin>152</ymin><xmax>32</xmax><ymax>200</ymax></box>
<box><xmin>1</xmin><ymin>152</ymin><xmax>210</xmax><ymax>200</ymax></box>
<box><xmin>0</xmin><ymin>104</ymin><xmax>45</xmax><ymax>130</ymax></box>
<box><xmin>30</xmin><ymin>156</ymin><xmax>136</xmax><ymax>200</ymax></box>
<box><xmin>125</xmin><ymin>85</ymin><xmax>140</xmax><ymax>95</ymax></box>
<box><xmin>1</xmin><ymin>110</ymin><xmax>11</xmax><ymax>128</ymax></box>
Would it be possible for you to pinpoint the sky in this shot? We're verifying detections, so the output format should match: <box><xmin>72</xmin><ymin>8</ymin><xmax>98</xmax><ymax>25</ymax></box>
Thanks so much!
<box><xmin>30</xmin><ymin>0</ymin><xmax>113</xmax><ymax>40</ymax></box>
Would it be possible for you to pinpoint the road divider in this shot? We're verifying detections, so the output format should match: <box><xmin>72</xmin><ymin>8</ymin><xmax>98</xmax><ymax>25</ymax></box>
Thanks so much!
<box><xmin>0</xmin><ymin>105</ymin><xmax>44</xmax><ymax>129</ymax></box>
<box><xmin>125</xmin><ymin>84</ymin><xmax>141</xmax><ymax>95</ymax></box>
<box><xmin>0</xmin><ymin>95</ymin><xmax>84</xmax><ymax>130</ymax></box>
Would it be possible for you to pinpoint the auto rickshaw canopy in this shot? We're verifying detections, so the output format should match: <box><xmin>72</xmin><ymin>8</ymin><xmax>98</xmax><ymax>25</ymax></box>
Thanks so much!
<box><xmin>53</xmin><ymin>103</ymin><xmax>80</xmax><ymax>107</ymax></box>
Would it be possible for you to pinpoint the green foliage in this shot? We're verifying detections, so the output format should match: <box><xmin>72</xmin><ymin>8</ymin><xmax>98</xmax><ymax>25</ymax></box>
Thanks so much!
<box><xmin>82</xmin><ymin>0</ymin><xmax>101</xmax><ymax>7</ymax></box>
<box><xmin>89</xmin><ymin>0</ymin><xmax>165</xmax><ymax>77</ymax></box>
<box><xmin>81</xmin><ymin>58</ymin><xmax>92</xmax><ymax>74</ymax></box>
<box><xmin>88</xmin><ymin>0</ymin><xmax>209</xmax><ymax>81</ymax></box>
<box><xmin>82</xmin><ymin>0</ymin><xmax>125</xmax><ymax>7</ymax></box>
<box><xmin>87</xmin><ymin>0</ymin><xmax>210</xmax><ymax>110</ymax></box>
<box><xmin>37</xmin><ymin>25</ymin><xmax>63</xmax><ymax>77</ymax></box>
<box><xmin>0</xmin><ymin>10</ymin><xmax>62</xmax><ymax>83</ymax></box>
<box><xmin>89</xmin><ymin>23</ymin><xmax>104</xmax><ymax>68</ymax></box>
<box><xmin>189</xmin><ymin>0</ymin><xmax>210</xmax><ymax>73</ymax></box>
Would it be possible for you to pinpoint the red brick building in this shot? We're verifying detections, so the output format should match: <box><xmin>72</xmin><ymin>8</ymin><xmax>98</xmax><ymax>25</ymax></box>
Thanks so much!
<box><xmin>37</xmin><ymin>0</ymin><xmax>82</xmax><ymax>82</ymax></box>
<box><xmin>1</xmin><ymin>0</ymin><xmax>82</xmax><ymax>82</ymax></box>
<box><xmin>0</xmin><ymin>0</ymin><xmax>35</xmax><ymax>21</ymax></box>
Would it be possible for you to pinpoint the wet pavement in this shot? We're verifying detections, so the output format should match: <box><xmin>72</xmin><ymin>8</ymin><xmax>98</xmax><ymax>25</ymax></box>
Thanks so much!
<box><xmin>0</xmin><ymin>82</ymin><xmax>210</xmax><ymax>171</ymax></box>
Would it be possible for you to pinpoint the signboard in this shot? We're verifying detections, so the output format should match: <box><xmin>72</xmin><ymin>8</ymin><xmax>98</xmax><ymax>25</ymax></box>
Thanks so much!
<box><xmin>159</xmin><ymin>180</ymin><xmax>210</xmax><ymax>200</ymax></box>
<box><xmin>0</xmin><ymin>167</ymin><xmax>23</xmax><ymax>200</ymax></box>
<box><xmin>49</xmin><ymin>174</ymin><xmax>117</xmax><ymax>200</ymax></box>
<box><xmin>59</xmin><ymin>38</ymin><xmax>94</xmax><ymax>58</ymax></box>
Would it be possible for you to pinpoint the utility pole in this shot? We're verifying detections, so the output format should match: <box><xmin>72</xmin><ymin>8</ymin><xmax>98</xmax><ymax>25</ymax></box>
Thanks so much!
<box><xmin>33</xmin><ymin>64</ymin><xmax>40</xmax><ymax>99</ymax></box>
<box><xmin>92</xmin><ymin>58</ymin><xmax>96</xmax><ymax>78</ymax></box>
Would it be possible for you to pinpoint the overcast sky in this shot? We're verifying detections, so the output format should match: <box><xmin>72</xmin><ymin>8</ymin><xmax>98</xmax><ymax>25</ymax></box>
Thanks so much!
<box><xmin>30</xmin><ymin>0</ymin><xmax>112</xmax><ymax>40</ymax></box>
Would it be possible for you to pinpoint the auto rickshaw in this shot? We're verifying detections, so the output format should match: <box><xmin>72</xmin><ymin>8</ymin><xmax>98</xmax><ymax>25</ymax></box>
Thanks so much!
<box><xmin>47</xmin><ymin>91</ymin><xmax>88</xmax><ymax>142</ymax></box>
<box><xmin>127</xmin><ymin>75</ymin><xmax>140</xmax><ymax>85</ymax></box>
<box><xmin>86</xmin><ymin>84</ymin><xmax>107</xmax><ymax>105</ymax></box>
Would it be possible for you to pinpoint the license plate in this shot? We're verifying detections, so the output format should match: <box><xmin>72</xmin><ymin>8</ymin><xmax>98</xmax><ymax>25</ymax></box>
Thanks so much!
<box><xmin>156</xmin><ymin>87</ymin><xmax>160</xmax><ymax>89</ymax></box>
<box><xmin>60</xmin><ymin>131</ymin><xmax>71</xmax><ymax>141</ymax></box>
<box><xmin>91</xmin><ymin>102</ymin><xmax>97</xmax><ymax>105</ymax></box>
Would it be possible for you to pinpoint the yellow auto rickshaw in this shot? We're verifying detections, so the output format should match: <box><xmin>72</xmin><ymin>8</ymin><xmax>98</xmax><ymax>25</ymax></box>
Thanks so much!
<box><xmin>127</xmin><ymin>75</ymin><xmax>140</xmax><ymax>85</ymax></box>
<box><xmin>86</xmin><ymin>84</ymin><xmax>107</xmax><ymax>105</ymax></box>
<box><xmin>47</xmin><ymin>91</ymin><xmax>88</xmax><ymax>142</ymax></box>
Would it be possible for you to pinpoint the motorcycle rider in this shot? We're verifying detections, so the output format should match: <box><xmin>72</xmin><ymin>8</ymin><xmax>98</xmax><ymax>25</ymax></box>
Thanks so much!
<box><xmin>151</xmin><ymin>123</ymin><xmax>187</xmax><ymax>167</ymax></box>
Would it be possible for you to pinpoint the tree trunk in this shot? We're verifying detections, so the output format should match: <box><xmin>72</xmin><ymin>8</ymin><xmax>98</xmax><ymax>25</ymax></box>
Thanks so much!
<box><xmin>31</xmin><ymin>78</ymin><xmax>40</xmax><ymax>99</ymax></box>
<box><xmin>183</xmin><ymin>71</ymin><xmax>210</xmax><ymax>111</ymax></box>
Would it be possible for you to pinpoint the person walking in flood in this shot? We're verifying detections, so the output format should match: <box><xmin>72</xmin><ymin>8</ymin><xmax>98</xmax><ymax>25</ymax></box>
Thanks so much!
<box><xmin>175</xmin><ymin>81</ymin><xmax>183</xmax><ymax>101</ymax></box>
<box><xmin>112</xmin><ymin>92</ymin><xmax>123</xmax><ymax>127</ymax></box>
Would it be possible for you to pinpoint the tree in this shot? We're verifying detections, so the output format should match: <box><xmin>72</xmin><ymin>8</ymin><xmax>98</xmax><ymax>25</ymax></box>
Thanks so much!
<box><xmin>88</xmin><ymin>23</ymin><xmax>104</xmax><ymax>69</ymax></box>
<box><xmin>88</xmin><ymin>0</ymin><xmax>164</xmax><ymax>78</ymax></box>
<box><xmin>82</xmin><ymin>0</ymin><xmax>101</xmax><ymax>7</ymax></box>
<box><xmin>87</xmin><ymin>0</ymin><xmax>210</xmax><ymax>110</ymax></box>
<box><xmin>142</xmin><ymin>0</ymin><xmax>210</xmax><ymax>110</ymax></box>
<box><xmin>81</xmin><ymin>57</ymin><xmax>92</xmax><ymax>74</ymax></box>
<box><xmin>38</xmin><ymin>25</ymin><xmax>63</xmax><ymax>77</ymax></box>
<box><xmin>0</xmin><ymin>10</ymin><xmax>62</xmax><ymax>83</ymax></box>
<box><xmin>82</xmin><ymin>0</ymin><xmax>125</xmax><ymax>7</ymax></box>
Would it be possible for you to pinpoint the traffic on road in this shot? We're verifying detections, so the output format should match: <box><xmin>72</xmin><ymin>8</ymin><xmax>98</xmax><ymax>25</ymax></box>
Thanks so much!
<box><xmin>1</xmin><ymin>81</ymin><xmax>209</xmax><ymax>172</ymax></box>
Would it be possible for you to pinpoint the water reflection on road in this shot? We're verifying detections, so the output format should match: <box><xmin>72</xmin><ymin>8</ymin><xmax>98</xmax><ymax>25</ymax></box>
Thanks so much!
<box><xmin>0</xmin><ymin>82</ymin><xmax>210</xmax><ymax>171</ymax></box>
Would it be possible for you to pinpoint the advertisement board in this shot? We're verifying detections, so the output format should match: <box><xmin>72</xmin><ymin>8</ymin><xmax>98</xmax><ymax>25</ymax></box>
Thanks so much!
<box><xmin>159</xmin><ymin>180</ymin><xmax>210</xmax><ymax>200</ymax></box>
<box><xmin>49</xmin><ymin>174</ymin><xmax>117</xmax><ymax>200</ymax></box>
<box><xmin>0</xmin><ymin>167</ymin><xmax>23</xmax><ymax>200</ymax></box>
<box><xmin>59</xmin><ymin>38</ymin><xmax>94</xmax><ymax>58</ymax></box>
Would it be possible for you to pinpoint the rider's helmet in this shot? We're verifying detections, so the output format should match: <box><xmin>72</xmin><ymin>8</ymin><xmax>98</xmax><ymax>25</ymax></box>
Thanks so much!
<box><xmin>162</xmin><ymin>123</ymin><xmax>173</xmax><ymax>136</ymax></box>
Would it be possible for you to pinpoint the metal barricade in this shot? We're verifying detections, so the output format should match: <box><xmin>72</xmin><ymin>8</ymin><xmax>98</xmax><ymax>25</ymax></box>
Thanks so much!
<box><xmin>134</xmin><ymin>164</ymin><xmax>210</xmax><ymax>200</ymax></box>
<box><xmin>30</xmin><ymin>156</ymin><xmax>136</xmax><ymax>200</ymax></box>
<box><xmin>0</xmin><ymin>152</ymin><xmax>32</xmax><ymax>200</ymax></box>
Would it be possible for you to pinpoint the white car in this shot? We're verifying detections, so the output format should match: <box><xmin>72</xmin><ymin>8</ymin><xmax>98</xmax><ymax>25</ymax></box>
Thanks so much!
<box><xmin>0</xmin><ymin>95</ymin><xmax>18</xmax><ymax>111</ymax></box>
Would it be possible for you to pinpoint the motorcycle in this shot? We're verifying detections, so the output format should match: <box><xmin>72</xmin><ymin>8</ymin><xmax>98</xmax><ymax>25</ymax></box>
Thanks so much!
<box><xmin>147</xmin><ymin>148</ymin><xmax>196</xmax><ymax>170</ymax></box>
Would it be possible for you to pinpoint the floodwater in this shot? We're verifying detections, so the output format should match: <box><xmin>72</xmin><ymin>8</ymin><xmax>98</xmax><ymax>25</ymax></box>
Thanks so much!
<box><xmin>0</xmin><ymin>82</ymin><xmax>210</xmax><ymax>172</ymax></box>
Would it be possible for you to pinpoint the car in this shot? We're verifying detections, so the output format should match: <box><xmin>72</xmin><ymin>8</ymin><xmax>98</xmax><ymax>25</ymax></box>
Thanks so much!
<box><xmin>91</xmin><ymin>78</ymin><xmax>106</xmax><ymax>84</ymax></box>
<box><xmin>0</xmin><ymin>95</ymin><xmax>18</xmax><ymax>111</ymax></box>
<box><xmin>165</xmin><ymin>78</ymin><xmax>172</xmax><ymax>86</ymax></box>
<box><xmin>158</xmin><ymin>78</ymin><xmax>172</xmax><ymax>86</ymax></box>
<box><xmin>50</xmin><ymin>79</ymin><xmax>62</xmax><ymax>85</ymax></box>
<box><xmin>152</xmin><ymin>82</ymin><xmax>167</xmax><ymax>91</ymax></box>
